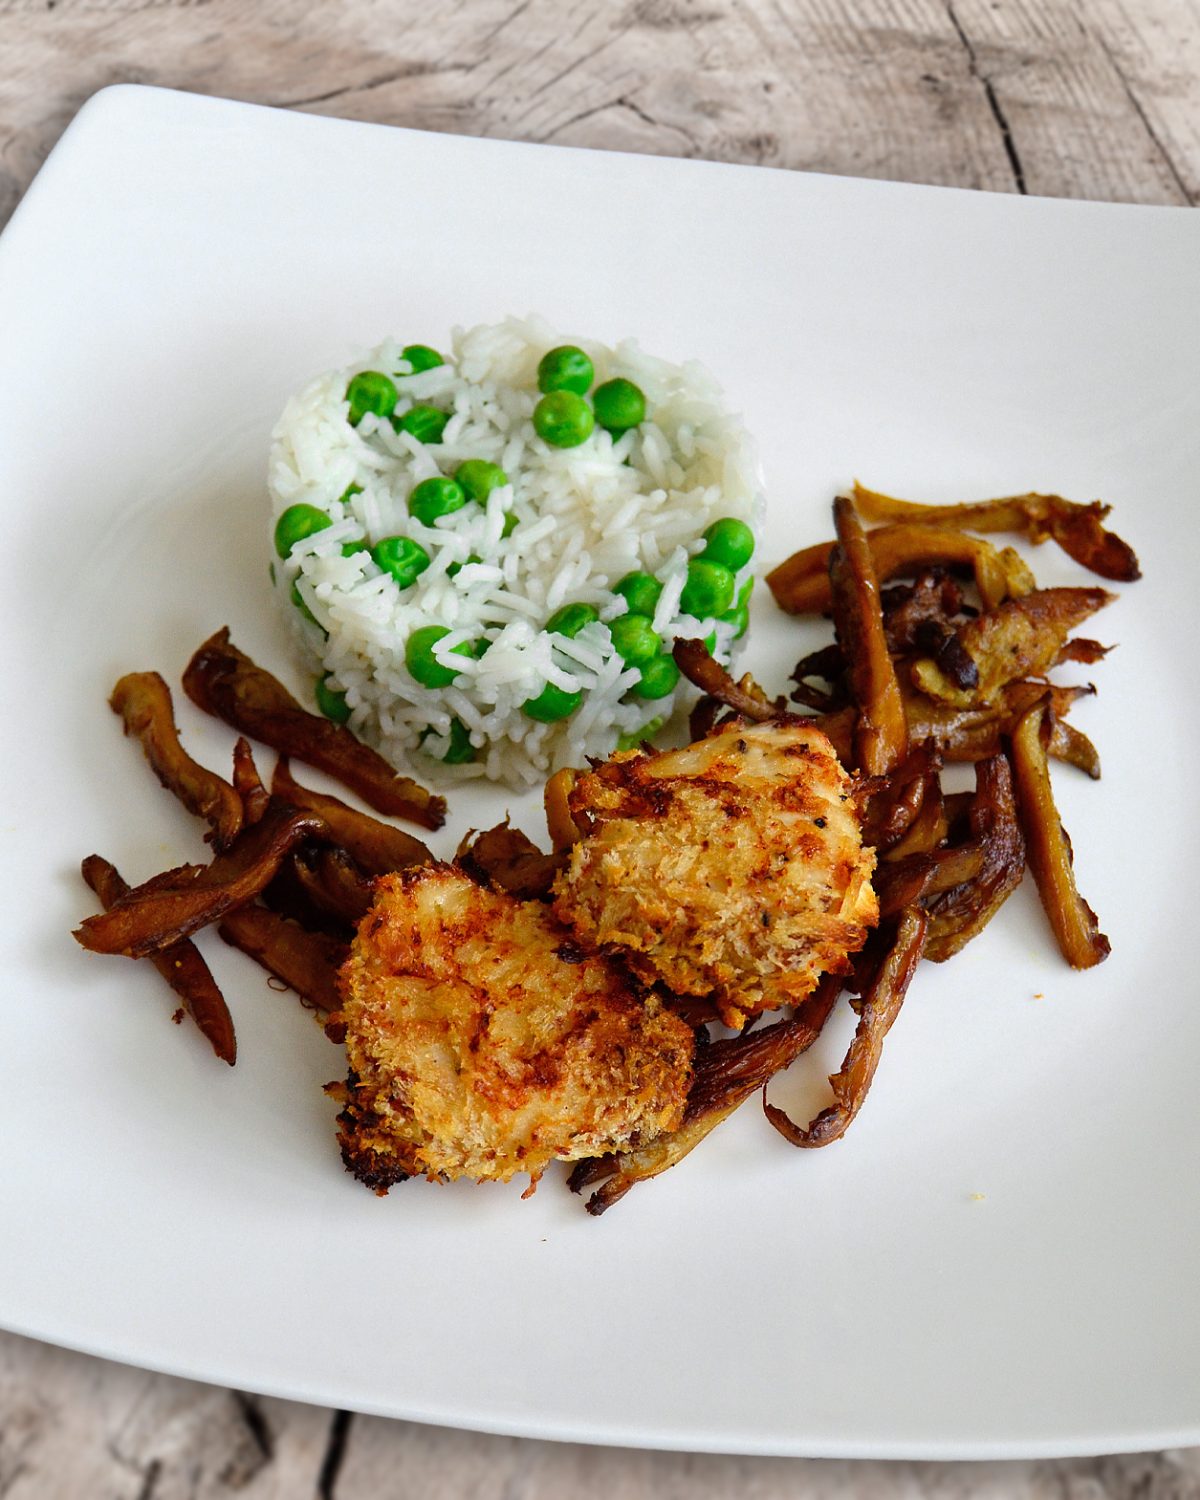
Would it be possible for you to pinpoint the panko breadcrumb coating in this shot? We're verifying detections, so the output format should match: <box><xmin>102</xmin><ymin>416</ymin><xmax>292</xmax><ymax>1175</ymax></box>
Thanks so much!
<box><xmin>551</xmin><ymin>721</ymin><xmax>878</xmax><ymax>1028</ymax></box>
<box><xmin>332</xmin><ymin>865</ymin><xmax>694</xmax><ymax>1189</ymax></box>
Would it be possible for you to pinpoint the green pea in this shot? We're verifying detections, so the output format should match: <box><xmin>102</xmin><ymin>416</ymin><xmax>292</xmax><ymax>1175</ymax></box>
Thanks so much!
<box><xmin>341</xmin><ymin>539</ymin><xmax>371</xmax><ymax>559</ymax></box>
<box><xmin>719</xmin><ymin>578</ymin><xmax>753</xmax><ymax>639</ymax></box>
<box><xmin>446</xmin><ymin>553</ymin><xmax>481</xmax><ymax>579</ymax></box>
<box><xmin>614</xmin><ymin>571</ymin><xmax>662</xmax><ymax>619</ymax></box>
<box><xmin>345</xmin><ymin>371</ymin><xmax>398</xmax><ymax>426</ymax></box>
<box><xmin>455</xmin><ymin>459</ymin><xmax>509</xmax><ymax>504</ymax></box>
<box><xmin>616</xmin><ymin>715</ymin><xmax>664</xmax><ymax>751</ymax></box>
<box><xmin>274</xmin><ymin>504</ymin><xmax>333</xmax><ymax>559</ymax></box>
<box><xmin>315</xmin><ymin>674</ymin><xmax>351</xmax><ymax>724</ymax></box>
<box><xmin>545</xmin><ymin>602</ymin><xmax>599</xmax><ymax>639</ymax></box>
<box><xmin>533</xmin><ymin>390</ymin><xmax>594</xmax><ymax>448</ymax></box>
<box><xmin>372</xmin><ymin>535</ymin><xmax>430</xmax><ymax>590</ymax></box>
<box><xmin>338</xmin><ymin>482</ymin><xmax>363</xmax><ymax>506</ymax></box>
<box><xmin>679</xmin><ymin>557</ymin><xmax>736</xmax><ymax>619</ymax></box>
<box><xmin>409</xmin><ymin>476</ymin><xmax>466</xmax><ymax>526</ymax></box>
<box><xmin>393</xmin><ymin>405</ymin><xmax>449</xmax><ymax>444</ymax></box>
<box><xmin>593</xmin><ymin>378</ymin><xmax>646</xmax><ymax>434</ymax></box>
<box><xmin>502</xmin><ymin>510</ymin><xmax>520</xmax><ymax>538</ymax></box>
<box><xmin>724</xmin><ymin>604</ymin><xmax>750</xmax><ymax>640</ymax></box>
<box><xmin>421</xmin><ymin>717</ymin><xmax>475</xmax><ymax>763</ymax></box>
<box><xmin>406</xmin><ymin>625</ymin><xmax>473</xmax><ymax>689</ymax></box>
<box><xmin>522</xmin><ymin>683</ymin><xmax>583</xmax><ymax>722</ymax></box>
<box><xmin>701</xmin><ymin>517</ymin><xmax>755</xmax><ymax>573</ymax></box>
<box><xmin>537</xmin><ymin>345</ymin><xmax>594</xmax><ymax>396</ymax></box>
<box><xmin>632</xmin><ymin>652</ymin><xmax>680</xmax><ymax>700</ymax></box>
<box><xmin>609</xmin><ymin>613</ymin><xmax>661</xmax><ymax>666</ymax></box>
<box><xmin>401</xmin><ymin>344</ymin><xmax>443</xmax><ymax>374</ymax></box>
<box><xmin>290</xmin><ymin>581</ymin><xmax>322</xmax><ymax>630</ymax></box>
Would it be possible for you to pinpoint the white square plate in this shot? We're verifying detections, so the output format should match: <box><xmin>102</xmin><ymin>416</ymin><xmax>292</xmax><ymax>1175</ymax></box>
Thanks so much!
<box><xmin>1</xmin><ymin>86</ymin><xmax>1197</xmax><ymax>1459</ymax></box>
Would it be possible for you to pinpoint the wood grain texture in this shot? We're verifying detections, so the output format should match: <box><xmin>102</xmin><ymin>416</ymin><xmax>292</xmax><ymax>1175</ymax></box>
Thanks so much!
<box><xmin>1</xmin><ymin>0</ymin><xmax>1199</xmax><ymax>230</ymax></box>
<box><xmin>1</xmin><ymin>1</ymin><xmax>1198</xmax><ymax>1494</ymax></box>
<box><xmin>0</xmin><ymin>1331</ymin><xmax>334</xmax><ymax>1498</ymax></box>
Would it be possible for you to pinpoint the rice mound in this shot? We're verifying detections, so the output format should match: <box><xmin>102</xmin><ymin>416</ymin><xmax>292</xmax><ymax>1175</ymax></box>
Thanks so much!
<box><xmin>267</xmin><ymin>315</ymin><xmax>763</xmax><ymax>787</ymax></box>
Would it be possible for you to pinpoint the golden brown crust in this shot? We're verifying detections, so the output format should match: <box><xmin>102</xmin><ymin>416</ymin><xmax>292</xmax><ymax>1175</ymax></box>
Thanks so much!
<box><xmin>333</xmin><ymin>866</ymin><xmax>694</xmax><ymax>1187</ymax></box>
<box><xmin>551</xmin><ymin>722</ymin><xmax>878</xmax><ymax>1028</ymax></box>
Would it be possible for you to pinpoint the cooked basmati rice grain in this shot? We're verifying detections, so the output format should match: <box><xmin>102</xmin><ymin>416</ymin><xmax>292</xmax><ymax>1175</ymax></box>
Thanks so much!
<box><xmin>268</xmin><ymin>316</ymin><xmax>763</xmax><ymax>787</ymax></box>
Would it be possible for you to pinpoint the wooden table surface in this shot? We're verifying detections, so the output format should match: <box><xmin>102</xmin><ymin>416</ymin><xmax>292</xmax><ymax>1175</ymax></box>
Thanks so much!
<box><xmin>3</xmin><ymin>3</ymin><xmax>1198</xmax><ymax>1495</ymax></box>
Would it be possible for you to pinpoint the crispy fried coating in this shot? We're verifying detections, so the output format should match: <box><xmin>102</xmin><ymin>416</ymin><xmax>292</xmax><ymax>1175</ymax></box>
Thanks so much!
<box><xmin>552</xmin><ymin>722</ymin><xmax>878</xmax><ymax>1029</ymax></box>
<box><xmin>333</xmin><ymin>866</ymin><xmax>694</xmax><ymax>1189</ymax></box>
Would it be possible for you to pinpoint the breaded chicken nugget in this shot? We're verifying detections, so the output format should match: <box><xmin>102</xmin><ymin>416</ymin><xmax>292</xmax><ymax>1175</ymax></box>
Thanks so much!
<box><xmin>333</xmin><ymin>865</ymin><xmax>694</xmax><ymax>1190</ymax></box>
<box><xmin>552</xmin><ymin>721</ymin><xmax>878</xmax><ymax>1028</ymax></box>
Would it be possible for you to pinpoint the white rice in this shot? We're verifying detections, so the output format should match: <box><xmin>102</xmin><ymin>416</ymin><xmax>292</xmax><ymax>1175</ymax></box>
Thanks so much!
<box><xmin>267</xmin><ymin>314</ymin><xmax>763</xmax><ymax>787</ymax></box>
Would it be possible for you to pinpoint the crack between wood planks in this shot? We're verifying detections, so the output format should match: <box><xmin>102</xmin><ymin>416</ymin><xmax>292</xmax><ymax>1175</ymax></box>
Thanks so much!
<box><xmin>134</xmin><ymin>1457</ymin><xmax>162</xmax><ymax>1500</ymax></box>
<box><xmin>536</xmin><ymin>95</ymin><xmax>695</xmax><ymax>153</ymax></box>
<box><xmin>506</xmin><ymin>3</ymin><xmax>634</xmax><ymax>129</ymax></box>
<box><xmin>0</xmin><ymin>1463</ymin><xmax>30</xmax><ymax>1500</ymax></box>
<box><xmin>317</xmin><ymin>1409</ymin><xmax>354</xmax><ymax>1500</ymax></box>
<box><xmin>231</xmin><ymin>1391</ymin><xmax>274</xmax><ymax>1465</ymax></box>
<box><xmin>1095</xmin><ymin>33</ymin><xmax>1193</xmax><ymax>203</ymax></box>
<box><xmin>945</xmin><ymin>2</ymin><xmax>1027</xmax><ymax>194</ymax></box>
<box><xmin>276</xmin><ymin>61</ymin><xmax>470</xmax><ymax>110</ymax></box>
<box><xmin>473</xmin><ymin>0</ymin><xmax>535</xmax><ymax>55</ymax></box>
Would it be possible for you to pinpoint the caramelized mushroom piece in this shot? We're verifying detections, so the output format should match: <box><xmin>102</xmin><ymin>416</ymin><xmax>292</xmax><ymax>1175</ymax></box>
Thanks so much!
<box><xmin>271</xmin><ymin>757</ymin><xmax>432</xmax><ymax>876</ymax></box>
<box><xmin>81</xmin><ymin>854</ymin><xmax>237</xmax><ymax>1065</ymax></box>
<box><xmin>570</xmin><ymin>975</ymin><xmax>842</xmax><ymax>1214</ymax></box>
<box><xmin>1009</xmin><ymin>698</ymin><xmax>1110</xmax><ymax>969</ymax></box>
<box><xmin>218</xmin><ymin>904</ymin><xmax>347</xmax><ymax>1014</ymax></box>
<box><xmin>110</xmin><ymin>671</ymin><xmax>244</xmax><ymax>851</ymax></box>
<box><xmin>764</xmin><ymin>906</ymin><xmax>927</xmax><ymax>1149</ymax></box>
<box><xmin>184</xmin><ymin>628</ymin><xmax>445</xmax><ymax>829</ymax></box>
<box><xmin>828</xmin><ymin>495</ymin><xmax>907</xmax><ymax>776</ymax></box>
<box><xmin>74</xmin><ymin>803</ymin><xmax>327</xmax><ymax>959</ymax></box>
<box><xmin>852</xmin><ymin>482</ymin><xmax>1141</xmax><ymax>583</ymax></box>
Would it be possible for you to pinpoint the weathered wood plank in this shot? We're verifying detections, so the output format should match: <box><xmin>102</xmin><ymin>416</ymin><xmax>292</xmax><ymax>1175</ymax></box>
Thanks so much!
<box><xmin>0</xmin><ymin>1330</ymin><xmax>332</xmax><ymax>1497</ymax></box>
<box><xmin>1</xmin><ymin>0</ymin><xmax>1197</xmax><ymax>232</ymax></box>
<box><xmin>333</xmin><ymin>1412</ymin><xmax>1200</xmax><ymax>1498</ymax></box>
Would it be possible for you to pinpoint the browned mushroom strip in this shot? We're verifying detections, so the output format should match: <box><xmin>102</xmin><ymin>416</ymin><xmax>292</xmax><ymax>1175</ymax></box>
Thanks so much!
<box><xmin>764</xmin><ymin>906</ymin><xmax>927</xmax><ymax>1149</ymax></box>
<box><xmin>183</xmin><ymin>628</ymin><xmax>445</xmax><ymax>830</ymax></box>
<box><xmin>1010</xmin><ymin>699</ymin><xmax>1110</xmax><ymax>969</ymax></box>
<box><xmin>457</xmin><ymin>823</ymin><xmax>567</xmax><ymax>901</ymax></box>
<box><xmin>767</xmin><ymin>524</ymin><xmax>1035</xmax><ymax>615</ymax></box>
<box><xmin>883</xmin><ymin>777</ymin><xmax>948</xmax><ymax>861</ymax></box>
<box><xmin>858</xmin><ymin>742</ymin><xmax>940</xmax><ymax>852</ymax></box>
<box><xmin>232</xmin><ymin>737</ymin><xmax>271</xmax><ymax>826</ymax></box>
<box><xmin>271</xmin><ymin>757</ymin><xmax>432</xmax><ymax>876</ymax></box>
<box><xmin>1047</xmin><ymin>719</ymin><xmax>1101</xmax><ymax>780</ymax></box>
<box><xmin>923</xmin><ymin>754</ymin><xmax>1025</xmax><ymax>962</ymax></box>
<box><xmin>672</xmin><ymin>638</ymin><xmax>779</xmax><ymax>721</ymax></box>
<box><xmin>81</xmin><ymin>854</ymin><xmax>237</xmax><ymax>1065</ymax></box>
<box><xmin>289</xmin><ymin>845</ymin><xmax>376</xmax><ymax>927</ymax></box>
<box><xmin>874</xmin><ymin>844</ymin><xmax>986</xmax><ymax>917</ymax></box>
<box><xmin>911</xmin><ymin>587</ymin><xmax>1113</xmax><ymax>708</ymax></box>
<box><xmin>829</xmin><ymin>495</ymin><xmax>908</xmax><ymax>776</ymax></box>
<box><xmin>218</xmin><ymin>904</ymin><xmax>346</xmax><ymax>1014</ymax></box>
<box><xmin>569</xmin><ymin>975</ymin><xmax>842</xmax><ymax>1214</ymax></box>
<box><xmin>544</xmin><ymin>768</ymin><xmax>584</xmax><ymax>850</ymax></box>
<box><xmin>1056</xmin><ymin>637</ymin><xmax>1111</xmax><ymax>666</ymax></box>
<box><xmin>852</xmin><ymin>482</ymin><xmax>1141</xmax><ymax>583</ymax></box>
<box><xmin>110</xmin><ymin>671</ymin><xmax>244</xmax><ymax>851</ymax></box>
<box><xmin>73</xmin><ymin>803</ymin><xmax>327</xmax><ymax>959</ymax></box>
<box><xmin>810</xmin><ymin>681</ymin><xmax>1095</xmax><ymax>771</ymax></box>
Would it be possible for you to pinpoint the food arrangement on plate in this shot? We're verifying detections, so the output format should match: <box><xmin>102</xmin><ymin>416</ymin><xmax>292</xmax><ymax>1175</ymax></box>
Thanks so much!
<box><xmin>268</xmin><ymin>318</ymin><xmax>760</xmax><ymax>786</ymax></box>
<box><xmin>72</xmin><ymin>320</ymin><xmax>1141</xmax><ymax>1213</ymax></box>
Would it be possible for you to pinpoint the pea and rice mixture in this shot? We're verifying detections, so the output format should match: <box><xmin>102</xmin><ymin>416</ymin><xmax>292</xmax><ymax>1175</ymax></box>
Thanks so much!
<box><xmin>267</xmin><ymin>316</ymin><xmax>762</xmax><ymax>787</ymax></box>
